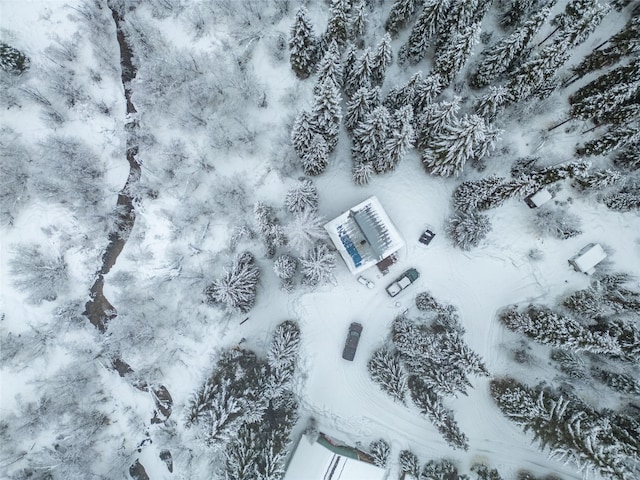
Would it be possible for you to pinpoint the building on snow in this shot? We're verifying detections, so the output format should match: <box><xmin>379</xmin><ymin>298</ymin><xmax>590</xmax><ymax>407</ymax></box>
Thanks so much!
<box><xmin>324</xmin><ymin>196</ymin><xmax>404</xmax><ymax>275</ymax></box>
<box><xmin>283</xmin><ymin>433</ymin><xmax>386</xmax><ymax>480</ymax></box>
<box><xmin>569</xmin><ymin>243</ymin><xmax>607</xmax><ymax>275</ymax></box>
<box><xmin>524</xmin><ymin>188</ymin><xmax>552</xmax><ymax>208</ymax></box>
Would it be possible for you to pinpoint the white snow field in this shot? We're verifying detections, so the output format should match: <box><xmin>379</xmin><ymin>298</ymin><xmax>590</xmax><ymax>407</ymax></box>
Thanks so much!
<box><xmin>1</xmin><ymin>1</ymin><xmax>639</xmax><ymax>480</ymax></box>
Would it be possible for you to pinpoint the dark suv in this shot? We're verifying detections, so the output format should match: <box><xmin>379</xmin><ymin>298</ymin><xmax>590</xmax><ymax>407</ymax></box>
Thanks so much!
<box><xmin>342</xmin><ymin>322</ymin><xmax>363</xmax><ymax>361</ymax></box>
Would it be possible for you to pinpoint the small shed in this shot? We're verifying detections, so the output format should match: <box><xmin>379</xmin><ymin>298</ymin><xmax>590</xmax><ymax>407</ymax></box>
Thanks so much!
<box><xmin>569</xmin><ymin>243</ymin><xmax>607</xmax><ymax>275</ymax></box>
<box><xmin>524</xmin><ymin>188</ymin><xmax>552</xmax><ymax>208</ymax></box>
<box><xmin>325</xmin><ymin>196</ymin><xmax>404</xmax><ymax>275</ymax></box>
<box><xmin>283</xmin><ymin>433</ymin><xmax>386</xmax><ymax>480</ymax></box>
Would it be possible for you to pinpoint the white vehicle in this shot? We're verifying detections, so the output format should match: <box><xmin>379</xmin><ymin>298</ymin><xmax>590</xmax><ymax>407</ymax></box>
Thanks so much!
<box><xmin>357</xmin><ymin>276</ymin><xmax>375</xmax><ymax>289</ymax></box>
<box><xmin>386</xmin><ymin>268</ymin><xmax>420</xmax><ymax>297</ymax></box>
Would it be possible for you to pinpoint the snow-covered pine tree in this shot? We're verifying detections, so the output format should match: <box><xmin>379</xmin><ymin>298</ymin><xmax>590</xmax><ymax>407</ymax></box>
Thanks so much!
<box><xmin>422</xmin><ymin>114</ymin><xmax>500</xmax><ymax>177</ymax></box>
<box><xmin>569</xmin><ymin>14</ymin><xmax>640</xmax><ymax>82</ymax></box>
<box><xmin>206</xmin><ymin>251</ymin><xmax>261</xmax><ymax>313</ymax></box>
<box><xmin>500</xmin><ymin>0</ymin><xmax>539</xmax><ymax>30</ymax></box>
<box><xmin>273</xmin><ymin>254</ymin><xmax>298</xmax><ymax>291</ymax></box>
<box><xmin>433</xmin><ymin>23</ymin><xmax>480</xmax><ymax>86</ymax></box>
<box><xmin>604</xmin><ymin>182</ymin><xmax>640</xmax><ymax>211</ymax></box>
<box><xmin>352</xmin><ymin>159</ymin><xmax>374</xmax><ymax>185</ymax></box>
<box><xmin>378</xmin><ymin>105</ymin><xmax>415</xmax><ymax>174</ymax></box>
<box><xmin>572</xmin><ymin>169</ymin><xmax>623</xmax><ymax>191</ymax></box>
<box><xmin>349</xmin><ymin>1</ymin><xmax>367</xmax><ymax>41</ymax></box>
<box><xmin>302</xmin><ymin>134</ymin><xmax>329</xmax><ymax>176</ymax></box>
<box><xmin>613</xmin><ymin>144</ymin><xmax>640</xmax><ymax>171</ymax></box>
<box><xmin>325</xmin><ymin>0</ymin><xmax>350</xmax><ymax>49</ymax></box>
<box><xmin>559</xmin><ymin>1</ymin><xmax>611</xmax><ymax>47</ymax></box>
<box><xmin>569</xmin><ymin>59</ymin><xmax>640</xmax><ymax>123</ymax></box>
<box><xmin>413</xmin><ymin>73</ymin><xmax>443</xmax><ymax>115</ymax></box>
<box><xmin>368</xmin><ymin>345</ymin><xmax>408</xmax><ymax>404</ymax></box>
<box><xmin>291</xmin><ymin>110</ymin><xmax>316</xmax><ymax>159</ymax></box>
<box><xmin>300</xmin><ymin>241</ymin><xmax>336</xmax><ymax>287</ymax></box>
<box><xmin>285</xmin><ymin>209</ymin><xmax>328</xmax><ymax>256</ymax></box>
<box><xmin>400</xmin><ymin>0</ymin><xmax>450</xmax><ymax>65</ymax></box>
<box><xmin>254</xmin><ymin>202</ymin><xmax>287</xmax><ymax>257</ymax></box>
<box><xmin>289</xmin><ymin>7</ymin><xmax>318</xmax><ymax>79</ymax></box>
<box><xmin>577</xmin><ymin>121</ymin><xmax>640</xmax><ymax>156</ymax></box>
<box><xmin>385</xmin><ymin>0</ymin><xmax>420</xmax><ymax>38</ymax></box>
<box><xmin>592</xmin><ymin>367</ymin><xmax>640</xmax><ymax>395</ymax></box>
<box><xmin>371</xmin><ymin>33</ymin><xmax>392</xmax><ymax>87</ymax></box>
<box><xmin>344</xmin><ymin>84</ymin><xmax>380</xmax><ymax>132</ymax></box>
<box><xmin>352</xmin><ymin>105</ymin><xmax>391</xmax><ymax>168</ymax></box>
<box><xmin>315</xmin><ymin>40</ymin><xmax>343</xmax><ymax>94</ymax></box>
<box><xmin>414</xmin><ymin>96</ymin><xmax>460</xmax><ymax>149</ymax></box>
<box><xmin>268</xmin><ymin>320</ymin><xmax>301</xmax><ymax>380</ymax></box>
<box><xmin>285</xmin><ymin>179</ymin><xmax>319</xmax><ymax>214</ymax></box>
<box><xmin>445</xmin><ymin>210</ymin><xmax>492</xmax><ymax>250</ymax></box>
<box><xmin>224</xmin><ymin>423</ymin><xmax>259</xmax><ymax>479</ymax></box>
<box><xmin>422</xmin><ymin>459</ymin><xmax>462</xmax><ymax>479</ymax></box>
<box><xmin>342</xmin><ymin>43</ymin><xmax>358</xmax><ymax>90</ymax></box>
<box><xmin>345</xmin><ymin>47</ymin><xmax>373</xmax><ymax>96</ymax></box>
<box><xmin>399</xmin><ymin>450</ymin><xmax>420</xmax><ymax>479</ymax></box>
<box><xmin>383</xmin><ymin>72</ymin><xmax>422</xmax><ymax>112</ymax></box>
<box><xmin>471</xmin><ymin>6</ymin><xmax>552</xmax><ymax>89</ymax></box>
<box><xmin>369</xmin><ymin>439</ymin><xmax>391</xmax><ymax>468</ymax></box>
<box><xmin>474</xmin><ymin>85</ymin><xmax>513</xmax><ymax>121</ymax></box>
<box><xmin>0</xmin><ymin>42</ymin><xmax>30</xmax><ymax>75</ymax></box>
<box><xmin>310</xmin><ymin>78</ymin><xmax>342</xmax><ymax>152</ymax></box>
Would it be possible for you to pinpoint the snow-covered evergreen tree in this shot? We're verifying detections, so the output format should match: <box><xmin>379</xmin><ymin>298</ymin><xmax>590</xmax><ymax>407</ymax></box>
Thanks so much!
<box><xmin>342</xmin><ymin>43</ymin><xmax>358</xmax><ymax>90</ymax></box>
<box><xmin>310</xmin><ymin>78</ymin><xmax>342</xmax><ymax>152</ymax></box>
<box><xmin>604</xmin><ymin>182</ymin><xmax>640</xmax><ymax>211</ymax></box>
<box><xmin>474</xmin><ymin>86</ymin><xmax>513</xmax><ymax>121</ymax></box>
<box><xmin>413</xmin><ymin>73</ymin><xmax>444</xmax><ymax>114</ymax></box>
<box><xmin>471</xmin><ymin>6</ymin><xmax>552</xmax><ymax>89</ymax></box>
<box><xmin>445</xmin><ymin>210</ymin><xmax>492</xmax><ymax>250</ymax></box>
<box><xmin>369</xmin><ymin>439</ymin><xmax>391</xmax><ymax>468</ymax></box>
<box><xmin>385</xmin><ymin>0</ymin><xmax>420</xmax><ymax>37</ymax></box>
<box><xmin>352</xmin><ymin>159</ymin><xmax>374</xmax><ymax>185</ymax></box>
<box><xmin>349</xmin><ymin>1</ymin><xmax>367</xmax><ymax>40</ymax></box>
<box><xmin>285</xmin><ymin>179</ymin><xmax>319</xmax><ymax>214</ymax></box>
<box><xmin>325</xmin><ymin>0</ymin><xmax>350</xmax><ymax>49</ymax></box>
<box><xmin>399</xmin><ymin>449</ymin><xmax>421</xmax><ymax>478</ymax></box>
<box><xmin>315</xmin><ymin>40</ymin><xmax>343</xmax><ymax>94</ymax></box>
<box><xmin>345</xmin><ymin>47</ymin><xmax>373</xmax><ymax>96</ymax></box>
<box><xmin>273</xmin><ymin>254</ymin><xmax>298</xmax><ymax>292</ymax></box>
<box><xmin>291</xmin><ymin>110</ymin><xmax>316</xmax><ymax>159</ymax></box>
<box><xmin>302</xmin><ymin>134</ymin><xmax>330</xmax><ymax>176</ymax></box>
<box><xmin>371</xmin><ymin>33</ymin><xmax>392</xmax><ymax>86</ymax></box>
<box><xmin>573</xmin><ymin>169</ymin><xmax>623</xmax><ymax>191</ymax></box>
<box><xmin>368</xmin><ymin>345</ymin><xmax>408</xmax><ymax>403</ymax></box>
<box><xmin>500</xmin><ymin>0</ymin><xmax>540</xmax><ymax>29</ymax></box>
<box><xmin>414</xmin><ymin>96</ymin><xmax>460</xmax><ymax>149</ymax></box>
<box><xmin>379</xmin><ymin>105</ymin><xmax>415</xmax><ymax>173</ymax></box>
<box><xmin>289</xmin><ymin>7</ymin><xmax>318</xmax><ymax>79</ymax></box>
<box><xmin>205</xmin><ymin>251</ymin><xmax>261</xmax><ymax>313</ymax></box>
<box><xmin>421</xmin><ymin>458</ymin><xmax>462</xmax><ymax>480</ymax></box>
<box><xmin>352</xmin><ymin>105</ymin><xmax>391</xmax><ymax>168</ymax></box>
<box><xmin>383</xmin><ymin>72</ymin><xmax>423</xmax><ymax>111</ymax></box>
<box><xmin>300</xmin><ymin>241</ymin><xmax>337</xmax><ymax>287</ymax></box>
<box><xmin>254</xmin><ymin>201</ymin><xmax>287</xmax><ymax>257</ymax></box>
<box><xmin>422</xmin><ymin>114</ymin><xmax>500</xmax><ymax>177</ymax></box>
<box><xmin>400</xmin><ymin>0</ymin><xmax>450</xmax><ymax>65</ymax></box>
<box><xmin>344</xmin><ymin>84</ymin><xmax>380</xmax><ymax>132</ymax></box>
<box><xmin>285</xmin><ymin>209</ymin><xmax>328</xmax><ymax>256</ymax></box>
<box><xmin>433</xmin><ymin>23</ymin><xmax>480</xmax><ymax>86</ymax></box>
<box><xmin>224</xmin><ymin>423</ymin><xmax>259</xmax><ymax>479</ymax></box>
<box><xmin>577</xmin><ymin>122</ymin><xmax>640</xmax><ymax>157</ymax></box>
<box><xmin>268</xmin><ymin>320</ymin><xmax>301</xmax><ymax>381</ymax></box>
<box><xmin>0</xmin><ymin>42</ymin><xmax>30</xmax><ymax>75</ymax></box>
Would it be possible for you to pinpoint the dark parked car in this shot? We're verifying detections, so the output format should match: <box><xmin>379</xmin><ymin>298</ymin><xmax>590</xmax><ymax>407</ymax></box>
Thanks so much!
<box><xmin>386</xmin><ymin>268</ymin><xmax>420</xmax><ymax>297</ymax></box>
<box><xmin>342</xmin><ymin>322</ymin><xmax>363</xmax><ymax>361</ymax></box>
<box><xmin>419</xmin><ymin>227</ymin><xmax>436</xmax><ymax>245</ymax></box>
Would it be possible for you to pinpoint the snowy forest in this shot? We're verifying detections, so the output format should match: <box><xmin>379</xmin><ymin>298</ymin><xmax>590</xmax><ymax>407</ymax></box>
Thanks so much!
<box><xmin>1</xmin><ymin>0</ymin><xmax>639</xmax><ymax>479</ymax></box>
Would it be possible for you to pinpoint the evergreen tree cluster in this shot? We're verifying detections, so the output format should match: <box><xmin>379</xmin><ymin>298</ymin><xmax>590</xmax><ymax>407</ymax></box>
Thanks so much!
<box><xmin>368</xmin><ymin>296</ymin><xmax>488</xmax><ymax>450</ymax></box>
<box><xmin>0</xmin><ymin>42</ymin><xmax>30</xmax><ymax>75</ymax></box>
<box><xmin>205</xmin><ymin>251</ymin><xmax>260</xmax><ymax>313</ymax></box>
<box><xmin>490</xmin><ymin>377</ymin><xmax>640</xmax><ymax>480</ymax></box>
<box><xmin>186</xmin><ymin>321</ymin><xmax>301</xmax><ymax>478</ymax></box>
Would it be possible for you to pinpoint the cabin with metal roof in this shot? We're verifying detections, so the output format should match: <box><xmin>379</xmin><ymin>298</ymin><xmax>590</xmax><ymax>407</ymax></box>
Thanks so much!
<box><xmin>569</xmin><ymin>243</ymin><xmax>607</xmax><ymax>275</ymax></box>
<box><xmin>324</xmin><ymin>196</ymin><xmax>404</xmax><ymax>275</ymax></box>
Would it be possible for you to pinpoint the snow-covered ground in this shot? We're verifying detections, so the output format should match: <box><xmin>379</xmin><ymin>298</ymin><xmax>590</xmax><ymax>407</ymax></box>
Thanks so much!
<box><xmin>2</xmin><ymin>1</ymin><xmax>639</xmax><ymax>479</ymax></box>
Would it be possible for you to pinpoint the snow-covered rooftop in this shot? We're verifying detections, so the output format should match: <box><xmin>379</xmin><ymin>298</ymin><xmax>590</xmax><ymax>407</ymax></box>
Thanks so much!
<box><xmin>569</xmin><ymin>243</ymin><xmax>607</xmax><ymax>274</ymax></box>
<box><xmin>526</xmin><ymin>188</ymin><xmax>553</xmax><ymax>207</ymax></box>
<box><xmin>283</xmin><ymin>435</ymin><xmax>386</xmax><ymax>480</ymax></box>
<box><xmin>324</xmin><ymin>196</ymin><xmax>404</xmax><ymax>275</ymax></box>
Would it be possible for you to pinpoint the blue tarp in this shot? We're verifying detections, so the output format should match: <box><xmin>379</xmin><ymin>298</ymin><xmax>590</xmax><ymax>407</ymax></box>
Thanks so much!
<box><xmin>337</xmin><ymin>225</ymin><xmax>362</xmax><ymax>267</ymax></box>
